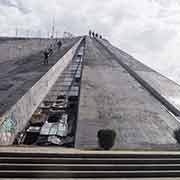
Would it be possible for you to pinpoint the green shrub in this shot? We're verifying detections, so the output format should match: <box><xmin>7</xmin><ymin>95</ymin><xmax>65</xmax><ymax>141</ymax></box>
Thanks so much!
<box><xmin>97</xmin><ymin>129</ymin><xmax>116</xmax><ymax>150</ymax></box>
<box><xmin>174</xmin><ymin>129</ymin><xmax>180</xmax><ymax>144</ymax></box>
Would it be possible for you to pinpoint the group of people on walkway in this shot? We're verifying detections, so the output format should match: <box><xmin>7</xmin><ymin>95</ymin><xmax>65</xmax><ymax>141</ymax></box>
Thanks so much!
<box><xmin>88</xmin><ymin>30</ymin><xmax>102</xmax><ymax>39</ymax></box>
<box><xmin>43</xmin><ymin>39</ymin><xmax>62</xmax><ymax>65</ymax></box>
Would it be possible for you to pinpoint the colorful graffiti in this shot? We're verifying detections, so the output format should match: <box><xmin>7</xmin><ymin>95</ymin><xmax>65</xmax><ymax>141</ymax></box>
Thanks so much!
<box><xmin>0</xmin><ymin>112</ymin><xmax>17</xmax><ymax>144</ymax></box>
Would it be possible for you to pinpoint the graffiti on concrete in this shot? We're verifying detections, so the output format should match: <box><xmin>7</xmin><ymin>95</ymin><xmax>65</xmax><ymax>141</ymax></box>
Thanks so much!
<box><xmin>0</xmin><ymin>112</ymin><xmax>17</xmax><ymax>144</ymax></box>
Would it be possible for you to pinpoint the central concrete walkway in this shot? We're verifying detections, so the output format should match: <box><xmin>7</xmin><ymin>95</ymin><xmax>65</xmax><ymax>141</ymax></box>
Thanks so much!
<box><xmin>75</xmin><ymin>37</ymin><xmax>180</xmax><ymax>149</ymax></box>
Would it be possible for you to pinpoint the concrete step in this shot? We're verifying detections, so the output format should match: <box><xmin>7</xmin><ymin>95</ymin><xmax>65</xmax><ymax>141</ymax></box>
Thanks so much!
<box><xmin>1</xmin><ymin>163</ymin><xmax>180</xmax><ymax>171</ymax></box>
<box><xmin>1</xmin><ymin>170</ymin><xmax>180</xmax><ymax>178</ymax></box>
<box><xmin>1</xmin><ymin>151</ymin><xmax>180</xmax><ymax>178</ymax></box>
<box><xmin>1</xmin><ymin>152</ymin><xmax>180</xmax><ymax>158</ymax></box>
<box><xmin>1</xmin><ymin>157</ymin><xmax>180</xmax><ymax>164</ymax></box>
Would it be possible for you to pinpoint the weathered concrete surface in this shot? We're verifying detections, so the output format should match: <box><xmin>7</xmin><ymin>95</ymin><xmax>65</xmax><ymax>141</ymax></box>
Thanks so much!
<box><xmin>75</xmin><ymin>37</ymin><xmax>180</xmax><ymax>149</ymax></box>
<box><xmin>0</xmin><ymin>37</ymin><xmax>80</xmax><ymax>117</ymax></box>
<box><xmin>0</xmin><ymin>37</ymin><xmax>82</xmax><ymax>145</ymax></box>
<box><xmin>100</xmin><ymin>39</ymin><xmax>180</xmax><ymax>117</ymax></box>
<box><xmin>0</xmin><ymin>38</ymin><xmax>56</xmax><ymax>64</ymax></box>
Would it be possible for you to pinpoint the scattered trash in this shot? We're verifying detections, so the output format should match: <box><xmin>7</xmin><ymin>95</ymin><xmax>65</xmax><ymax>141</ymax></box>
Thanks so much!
<box><xmin>27</xmin><ymin>126</ymin><xmax>41</xmax><ymax>133</ymax></box>
<box><xmin>30</xmin><ymin>110</ymin><xmax>48</xmax><ymax>126</ymax></box>
<box><xmin>40</xmin><ymin>113</ymin><xmax>68</xmax><ymax>137</ymax></box>
<box><xmin>48</xmin><ymin>113</ymin><xmax>61</xmax><ymax>123</ymax></box>
<box><xmin>52</xmin><ymin>99</ymin><xmax>67</xmax><ymax>110</ymax></box>
<box><xmin>24</xmin><ymin>131</ymin><xmax>40</xmax><ymax>145</ymax></box>
<box><xmin>48</xmin><ymin>136</ymin><xmax>63</xmax><ymax>145</ymax></box>
<box><xmin>14</xmin><ymin>44</ymin><xmax>84</xmax><ymax>147</ymax></box>
<box><xmin>36</xmin><ymin>136</ymin><xmax>49</xmax><ymax>146</ymax></box>
<box><xmin>40</xmin><ymin>122</ymin><xmax>53</xmax><ymax>135</ymax></box>
<box><xmin>48</xmin><ymin>136</ymin><xmax>74</xmax><ymax>146</ymax></box>
<box><xmin>40</xmin><ymin>101</ymin><xmax>54</xmax><ymax>113</ymax></box>
<box><xmin>57</xmin><ymin>114</ymin><xmax>68</xmax><ymax>137</ymax></box>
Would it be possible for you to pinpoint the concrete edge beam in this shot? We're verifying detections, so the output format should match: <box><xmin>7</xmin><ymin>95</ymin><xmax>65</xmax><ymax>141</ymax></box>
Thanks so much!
<box><xmin>97</xmin><ymin>38</ymin><xmax>180</xmax><ymax>117</ymax></box>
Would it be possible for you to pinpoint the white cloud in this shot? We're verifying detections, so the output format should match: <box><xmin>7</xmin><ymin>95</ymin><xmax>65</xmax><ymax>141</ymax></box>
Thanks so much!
<box><xmin>0</xmin><ymin>0</ymin><xmax>180</xmax><ymax>84</ymax></box>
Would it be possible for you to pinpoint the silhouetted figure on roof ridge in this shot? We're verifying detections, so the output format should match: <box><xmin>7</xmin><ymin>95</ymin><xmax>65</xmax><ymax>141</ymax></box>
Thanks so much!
<box><xmin>92</xmin><ymin>31</ymin><xmax>95</xmax><ymax>38</ymax></box>
<box><xmin>89</xmin><ymin>30</ymin><xmax>92</xmax><ymax>38</ymax></box>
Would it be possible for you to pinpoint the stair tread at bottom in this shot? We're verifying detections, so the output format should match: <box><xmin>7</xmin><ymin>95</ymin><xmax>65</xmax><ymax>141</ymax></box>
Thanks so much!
<box><xmin>1</xmin><ymin>170</ymin><xmax>180</xmax><ymax>177</ymax></box>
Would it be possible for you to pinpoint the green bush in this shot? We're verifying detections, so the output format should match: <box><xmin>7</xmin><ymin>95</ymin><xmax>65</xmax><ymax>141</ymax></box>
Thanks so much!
<box><xmin>97</xmin><ymin>129</ymin><xmax>116</xmax><ymax>150</ymax></box>
<box><xmin>174</xmin><ymin>129</ymin><xmax>180</xmax><ymax>144</ymax></box>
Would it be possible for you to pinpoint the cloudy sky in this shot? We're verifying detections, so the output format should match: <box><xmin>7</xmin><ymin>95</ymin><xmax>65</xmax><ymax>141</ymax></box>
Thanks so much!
<box><xmin>0</xmin><ymin>0</ymin><xmax>180</xmax><ymax>84</ymax></box>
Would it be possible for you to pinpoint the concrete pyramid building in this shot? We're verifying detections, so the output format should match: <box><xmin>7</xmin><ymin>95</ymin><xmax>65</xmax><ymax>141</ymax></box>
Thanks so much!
<box><xmin>0</xmin><ymin>36</ymin><xmax>180</xmax><ymax>149</ymax></box>
<box><xmin>1</xmin><ymin>36</ymin><xmax>180</xmax><ymax>179</ymax></box>
<box><xmin>75</xmin><ymin>37</ymin><xmax>180</xmax><ymax>149</ymax></box>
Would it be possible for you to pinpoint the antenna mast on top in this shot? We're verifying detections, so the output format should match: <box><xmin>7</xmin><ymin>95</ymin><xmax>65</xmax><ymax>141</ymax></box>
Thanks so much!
<box><xmin>15</xmin><ymin>28</ymin><xmax>18</xmax><ymax>37</ymax></box>
<box><xmin>51</xmin><ymin>16</ymin><xmax>55</xmax><ymax>38</ymax></box>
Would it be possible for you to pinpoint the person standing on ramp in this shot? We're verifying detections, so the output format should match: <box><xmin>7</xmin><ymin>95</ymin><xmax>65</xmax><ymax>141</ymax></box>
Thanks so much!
<box><xmin>43</xmin><ymin>49</ymin><xmax>49</xmax><ymax>65</ymax></box>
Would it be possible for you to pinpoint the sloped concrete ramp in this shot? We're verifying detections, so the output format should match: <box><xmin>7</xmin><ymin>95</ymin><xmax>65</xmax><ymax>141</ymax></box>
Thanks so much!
<box><xmin>100</xmin><ymin>38</ymin><xmax>180</xmax><ymax>117</ymax></box>
<box><xmin>75</xmin><ymin>37</ymin><xmax>180</xmax><ymax>149</ymax></box>
<box><xmin>0</xmin><ymin>37</ymin><xmax>82</xmax><ymax>145</ymax></box>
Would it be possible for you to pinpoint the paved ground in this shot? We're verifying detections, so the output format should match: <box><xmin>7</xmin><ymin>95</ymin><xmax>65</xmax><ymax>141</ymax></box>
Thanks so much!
<box><xmin>0</xmin><ymin>37</ymin><xmax>80</xmax><ymax>117</ymax></box>
<box><xmin>0</xmin><ymin>38</ymin><xmax>55</xmax><ymax>64</ymax></box>
<box><xmin>75</xmin><ymin>37</ymin><xmax>180</xmax><ymax>149</ymax></box>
